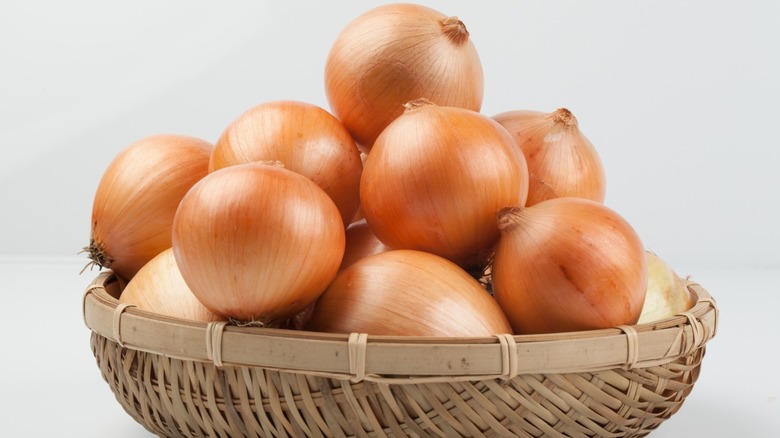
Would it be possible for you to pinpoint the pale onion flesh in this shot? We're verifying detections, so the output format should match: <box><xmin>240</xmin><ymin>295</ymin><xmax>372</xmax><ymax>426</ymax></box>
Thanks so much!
<box><xmin>638</xmin><ymin>251</ymin><xmax>695</xmax><ymax>323</ymax></box>
<box><xmin>493</xmin><ymin>108</ymin><xmax>606</xmax><ymax>206</ymax></box>
<box><xmin>306</xmin><ymin>250</ymin><xmax>512</xmax><ymax>336</ymax></box>
<box><xmin>119</xmin><ymin>248</ymin><xmax>223</xmax><ymax>323</ymax></box>
<box><xmin>85</xmin><ymin>134</ymin><xmax>212</xmax><ymax>281</ymax></box>
<box><xmin>360</xmin><ymin>100</ymin><xmax>529</xmax><ymax>271</ymax></box>
<box><xmin>325</xmin><ymin>3</ymin><xmax>483</xmax><ymax>150</ymax></box>
<box><xmin>492</xmin><ymin>198</ymin><xmax>648</xmax><ymax>334</ymax></box>
<box><xmin>172</xmin><ymin>162</ymin><xmax>345</xmax><ymax>324</ymax></box>
<box><xmin>209</xmin><ymin>100</ymin><xmax>362</xmax><ymax>225</ymax></box>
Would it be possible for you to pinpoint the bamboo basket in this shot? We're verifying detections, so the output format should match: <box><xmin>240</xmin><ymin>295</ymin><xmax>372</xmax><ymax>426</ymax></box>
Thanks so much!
<box><xmin>83</xmin><ymin>271</ymin><xmax>718</xmax><ymax>438</ymax></box>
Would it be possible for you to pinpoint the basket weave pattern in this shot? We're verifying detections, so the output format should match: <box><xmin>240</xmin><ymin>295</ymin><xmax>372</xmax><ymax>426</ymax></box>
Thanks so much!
<box><xmin>84</xmin><ymin>273</ymin><xmax>717</xmax><ymax>438</ymax></box>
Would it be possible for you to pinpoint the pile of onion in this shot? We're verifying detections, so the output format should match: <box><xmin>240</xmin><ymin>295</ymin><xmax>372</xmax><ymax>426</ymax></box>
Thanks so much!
<box><xmin>82</xmin><ymin>3</ymin><xmax>693</xmax><ymax>339</ymax></box>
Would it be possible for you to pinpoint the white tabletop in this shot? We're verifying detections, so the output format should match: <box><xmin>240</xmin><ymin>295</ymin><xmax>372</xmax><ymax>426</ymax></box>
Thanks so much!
<box><xmin>1</xmin><ymin>257</ymin><xmax>776</xmax><ymax>437</ymax></box>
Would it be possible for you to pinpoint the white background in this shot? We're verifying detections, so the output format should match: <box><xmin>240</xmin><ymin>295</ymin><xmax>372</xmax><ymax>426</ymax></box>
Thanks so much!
<box><xmin>1</xmin><ymin>1</ymin><xmax>778</xmax><ymax>436</ymax></box>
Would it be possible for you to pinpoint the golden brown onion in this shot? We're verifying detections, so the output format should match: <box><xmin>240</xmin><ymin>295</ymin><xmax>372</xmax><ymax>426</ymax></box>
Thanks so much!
<box><xmin>360</xmin><ymin>99</ymin><xmax>529</xmax><ymax>270</ymax></box>
<box><xmin>85</xmin><ymin>134</ymin><xmax>212</xmax><ymax>280</ymax></box>
<box><xmin>210</xmin><ymin>100</ymin><xmax>362</xmax><ymax>225</ymax></box>
<box><xmin>119</xmin><ymin>248</ymin><xmax>222</xmax><ymax>322</ymax></box>
<box><xmin>306</xmin><ymin>250</ymin><xmax>512</xmax><ymax>336</ymax></box>
<box><xmin>172</xmin><ymin>162</ymin><xmax>345</xmax><ymax>324</ymax></box>
<box><xmin>493</xmin><ymin>108</ymin><xmax>606</xmax><ymax>206</ymax></box>
<box><xmin>325</xmin><ymin>3</ymin><xmax>483</xmax><ymax>150</ymax></box>
<box><xmin>492</xmin><ymin>198</ymin><xmax>647</xmax><ymax>334</ymax></box>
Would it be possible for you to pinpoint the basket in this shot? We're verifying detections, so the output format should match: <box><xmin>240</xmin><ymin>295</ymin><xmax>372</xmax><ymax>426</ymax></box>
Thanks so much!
<box><xmin>83</xmin><ymin>271</ymin><xmax>718</xmax><ymax>438</ymax></box>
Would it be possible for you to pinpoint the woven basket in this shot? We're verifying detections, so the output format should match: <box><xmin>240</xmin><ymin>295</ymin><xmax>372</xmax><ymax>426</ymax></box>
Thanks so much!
<box><xmin>83</xmin><ymin>271</ymin><xmax>718</xmax><ymax>438</ymax></box>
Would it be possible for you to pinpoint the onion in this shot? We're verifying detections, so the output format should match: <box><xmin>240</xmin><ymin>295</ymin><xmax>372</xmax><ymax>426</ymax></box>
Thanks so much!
<box><xmin>119</xmin><ymin>248</ymin><xmax>222</xmax><ymax>322</ymax></box>
<box><xmin>325</xmin><ymin>3</ymin><xmax>483</xmax><ymax>150</ymax></box>
<box><xmin>172</xmin><ymin>162</ymin><xmax>345</xmax><ymax>324</ymax></box>
<box><xmin>339</xmin><ymin>219</ymin><xmax>389</xmax><ymax>271</ymax></box>
<box><xmin>493</xmin><ymin>108</ymin><xmax>606</xmax><ymax>206</ymax></box>
<box><xmin>638</xmin><ymin>251</ymin><xmax>695</xmax><ymax>323</ymax></box>
<box><xmin>306</xmin><ymin>250</ymin><xmax>512</xmax><ymax>336</ymax></box>
<box><xmin>210</xmin><ymin>100</ymin><xmax>362</xmax><ymax>225</ymax></box>
<box><xmin>85</xmin><ymin>134</ymin><xmax>212</xmax><ymax>280</ymax></box>
<box><xmin>492</xmin><ymin>198</ymin><xmax>647</xmax><ymax>334</ymax></box>
<box><xmin>360</xmin><ymin>99</ymin><xmax>529</xmax><ymax>271</ymax></box>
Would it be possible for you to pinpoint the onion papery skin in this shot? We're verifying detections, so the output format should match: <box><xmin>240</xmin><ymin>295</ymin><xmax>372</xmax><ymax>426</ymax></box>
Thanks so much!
<box><xmin>493</xmin><ymin>108</ymin><xmax>606</xmax><ymax>206</ymax></box>
<box><xmin>339</xmin><ymin>219</ymin><xmax>389</xmax><ymax>271</ymax></box>
<box><xmin>306</xmin><ymin>250</ymin><xmax>512</xmax><ymax>337</ymax></box>
<box><xmin>119</xmin><ymin>248</ymin><xmax>223</xmax><ymax>323</ymax></box>
<box><xmin>638</xmin><ymin>251</ymin><xmax>695</xmax><ymax>324</ymax></box>
<box><xmin>210</xmin><ymin>100</ymin><xmax>362</xmax><ymax>225</ymax></box>
<box><xmin>172</xmin><ymin>162</ymin><xmax>345</xmax><ymax>324</ymax></box>
<box><xmin>325</xmin><ymin>3</ymin><xmax>483</xmax><ymax>150</ymax></box>
<box><xmin>492</xmin><ymin>198</ymin><xmax>647</xmax><ymax>334</ymax></box>
<box><xmin>360</xmin><ymin>101</ymin><xmax>529</xmax><ymax>271</ymax></box>
<box><xmin>87</xmin><ymin>134</ymin><xmax>213</xmax><ymax>281</ymax></box>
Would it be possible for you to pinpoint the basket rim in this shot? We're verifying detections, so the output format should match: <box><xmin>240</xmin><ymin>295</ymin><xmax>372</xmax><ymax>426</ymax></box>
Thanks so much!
<box><xmin>83</xmin><ymin>271</ymin><xmax>718</xmax><ymax>383</ymax></box>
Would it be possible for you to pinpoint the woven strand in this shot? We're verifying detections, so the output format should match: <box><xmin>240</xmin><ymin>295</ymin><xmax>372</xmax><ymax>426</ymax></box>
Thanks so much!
<box><xmin>617</xmin><ymin>325</ymin><xmax>639</xmax><ymax>370</ymax></box>
<box><xmin>695</xmin><ymin>295</ymin><xmax>719</xmax><ymax>336</ymax></box>
<box><xmin>206</xmin><ymin>321</ymin><xmax>228</xmax><ymax>368</ymax></box>
<box><xmin>495</xmin><ymin>334</ymin><xmax>518</xmax><ymax>380</ymax></box>
<box><xmin>111</xmin><ymin>303</ymin><xmax>136</xmax><ymax>348</ymax></box>
<box><xmin>348</xmin><ymin>333</ymin><xmax>368</xmax><ymax>383</ymax></box>
<box><xmin>82</xmin><ymin>283</ymin><xmax>104</xmax><ymax>327</ymax></box>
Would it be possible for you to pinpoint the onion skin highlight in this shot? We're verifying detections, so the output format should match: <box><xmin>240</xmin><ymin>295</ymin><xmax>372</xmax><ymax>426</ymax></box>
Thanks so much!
<box><xmin>325</xmin><ymin>3</ymin><xmax>483</xmax><ymax>150</ymax></box>
<box><xmin>492</xmin><ymin>198</ymin><xmax>647</xmax><ymax>334</ymax></box>
<box><xmin>87</xmin><ymin>134</ymin><xmax>213</xmax><ymax>281</ymax></box>
<box><xmin>360</xmin><ymin>100</ymin><xmax>529</xmax><ymax>271</ymax></box>
<box><xmin>172</xmin><ymin>162</ymin><xmax>345</xmax><ymax>324</ymax></box>
<box><xmin>306</xmin><ymin>250</ymin><xmax>512</xmax><ymax>337</ymax></box>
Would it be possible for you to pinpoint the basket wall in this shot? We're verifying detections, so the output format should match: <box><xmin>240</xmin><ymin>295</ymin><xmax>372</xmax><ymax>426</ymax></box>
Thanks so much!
<box><xmin>91</xmin><ymin>332</ymin><xmax>705</xmax><ymax>438</ymax></box>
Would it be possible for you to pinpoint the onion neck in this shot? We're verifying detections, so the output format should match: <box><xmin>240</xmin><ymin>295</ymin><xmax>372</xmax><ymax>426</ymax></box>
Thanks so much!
<box><xmin>550</xmin><ymin>108</ymin><xmax>578</xmax><ymax>128</ymax></box>
<box><xmin>497</xmin><ymin>206</ymin><xmax>524</xmax><ymax>233</ymax></box>
<box><xmin>441</xmin><ymin>16</ymin><xmax>470</xmax><ymax>46</ymax></box>
<box><xmin>403</xmin><ymin>98</ymin><xmax>437</xmax><ymax>112</ymax></box>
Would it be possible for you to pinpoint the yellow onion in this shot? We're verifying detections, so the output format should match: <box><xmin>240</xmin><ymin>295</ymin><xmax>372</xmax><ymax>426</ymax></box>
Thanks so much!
<box><xmin>306</xmin><ymin>250</ymin><xmax>512</xmax><ymax>336</ymax></box>
<box><xmin>638</xmin><ymin>251</ymin><xmax>695</xmax><ymax>323</ymax></box>
<box><xmin>119</xmin><ymin>248</ymin><xmax>222</xmax><ymax>322</ymax></box>
<box><xmin>85</xmin><ymin>134</ymin><xmax>212</xmax><ymax>280</ymax></box>
<box><xmin>493</xmin><ymin>108</ymin><xmax>606</xmax><ymax>206</ymax></box>
<box><xmin>339</xmin><ymin>219</ymin><xmax>389</xmax><ymax>271</ymax></box>
<box><xmin>325</xmin><ymin>3</ymin><xmax>483</xmax><ymax>150</ymax></box>
<box><xmin>360</xmin><ymin>99</ymin><xmax>529</xmax><ymax>271</ymax></box>
<box><xmin>210</xmin><ymin>100</ymin><xmax>362</xmax><ymax>225</ymax></box>
<box><xmin>492</xmin><ymin>198</ymin><xmax>647</xmax><ymax>334</ymax></box>
<box><xmin>172</xmin><ymin>162</ymin><xmax>345</xmax><ymax>324</ymax></box>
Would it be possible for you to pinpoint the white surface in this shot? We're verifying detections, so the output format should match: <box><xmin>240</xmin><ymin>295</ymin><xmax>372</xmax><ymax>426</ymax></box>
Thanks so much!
<box><xmin>1</xmin><ymin>1</ymin><xmax>779</xmax><ymax>437</ymax></box>
<box><xmin>0</xmin><ymin>258</ymin><xmax>777</xmax><ymax>437</ymax></box>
